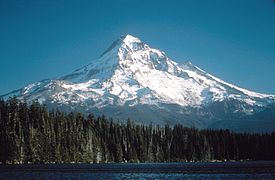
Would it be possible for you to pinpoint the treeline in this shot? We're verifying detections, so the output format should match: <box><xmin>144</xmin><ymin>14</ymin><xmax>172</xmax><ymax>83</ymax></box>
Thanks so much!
<box><xmin>0</xmin><ymin>98</ymin><xmax>275</xmax><ymax>164</ymax></box>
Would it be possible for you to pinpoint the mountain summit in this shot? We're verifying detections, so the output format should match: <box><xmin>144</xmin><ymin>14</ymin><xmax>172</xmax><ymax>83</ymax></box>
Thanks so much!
<box><xmin>2</xmin><ymin>35</ymin><xmax>275</xmax><ymax>132</ymax></box>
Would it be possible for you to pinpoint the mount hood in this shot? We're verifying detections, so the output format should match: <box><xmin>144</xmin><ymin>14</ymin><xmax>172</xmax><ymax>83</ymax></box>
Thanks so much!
<box><xmin>2</xmin><ymin>35</ymin><xmax>275</xmax><ymax>132</ymax></box>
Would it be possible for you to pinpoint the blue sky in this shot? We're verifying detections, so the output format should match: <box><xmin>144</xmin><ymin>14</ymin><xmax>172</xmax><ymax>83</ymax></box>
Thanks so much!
<box><xmin>0</xmin><ymin>0</ymin><xmax>275</xmax><ymax>94</ymax></box>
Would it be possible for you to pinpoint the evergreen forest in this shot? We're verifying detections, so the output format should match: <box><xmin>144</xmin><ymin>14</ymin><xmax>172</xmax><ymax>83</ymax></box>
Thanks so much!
<box><xmin>0</xmin><ymin>98</ymin><xmax>274</xmax><ymax>164</ymax></box>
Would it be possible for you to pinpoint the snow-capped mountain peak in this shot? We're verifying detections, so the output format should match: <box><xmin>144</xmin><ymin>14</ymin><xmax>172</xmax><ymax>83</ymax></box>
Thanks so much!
<box><xmin>121</xmin><ymin>34</ymin><xmax>142</xmax><ymax>45</ymax></box>
<box><xmin>2</xmin><ymin>34</ymin><xmax>275</xmax><ymax>132</ymax></box>
<box><xmin>3</xmin><ymin>34</ymin><xmax>275</xmax><ymax>106</ymax></box>
<box><xmin>100</xmin><ymin>34</ymin><xmax>146</xmax><ymax>57</ymax></box>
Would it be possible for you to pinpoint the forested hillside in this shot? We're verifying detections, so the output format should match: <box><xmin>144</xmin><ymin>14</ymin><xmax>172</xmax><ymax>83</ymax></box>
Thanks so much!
<box><xmin>0</xmin><ymin>97</ymin><xmax>274</xmax><ymax>164</ymax></box>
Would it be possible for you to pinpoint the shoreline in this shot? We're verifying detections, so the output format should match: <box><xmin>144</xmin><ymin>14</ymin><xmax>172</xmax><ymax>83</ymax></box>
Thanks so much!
<box><xmin>0</xmin><ymin>161</ymin><xmax>275</xmax><ymax>174</ymax></box>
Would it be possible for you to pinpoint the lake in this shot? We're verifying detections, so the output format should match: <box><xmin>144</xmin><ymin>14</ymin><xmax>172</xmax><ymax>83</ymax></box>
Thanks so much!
<box><xmin>0</xmin><ymin>161</ymin><xmax>274</xmax><ymax>179</ymax></box>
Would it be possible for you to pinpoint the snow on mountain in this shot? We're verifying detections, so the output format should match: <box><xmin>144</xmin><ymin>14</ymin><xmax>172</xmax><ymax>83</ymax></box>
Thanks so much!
<box><xmin>2</xmin><ymin>35</ymin><xmax>275</xmax><ymax>132</ymax></box>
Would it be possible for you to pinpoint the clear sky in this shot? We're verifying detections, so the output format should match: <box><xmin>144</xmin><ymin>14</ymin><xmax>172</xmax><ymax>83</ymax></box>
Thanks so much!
<box><xmin>0</xmin><ymin>0</ymin><xmax>275</xmax><ymax>95</ymax></box>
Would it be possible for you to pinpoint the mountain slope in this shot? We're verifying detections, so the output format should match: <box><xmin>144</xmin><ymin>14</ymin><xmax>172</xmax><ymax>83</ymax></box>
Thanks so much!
<box><xmin>2</xmin><ymin>35</ymin><xmax>275</xmax><ymax>132</ymax></box>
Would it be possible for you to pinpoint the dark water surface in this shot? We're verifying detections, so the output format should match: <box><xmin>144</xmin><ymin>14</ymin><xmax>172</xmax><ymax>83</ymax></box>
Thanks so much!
<box><xmin>0</xmin><ymin>161</ymin><xmax>274</xmax><ymax>179</ymax></box>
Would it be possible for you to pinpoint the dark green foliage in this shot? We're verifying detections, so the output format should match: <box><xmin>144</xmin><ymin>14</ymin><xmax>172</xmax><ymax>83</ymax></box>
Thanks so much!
<box><xmin>0</xmin><ymin>98</ymin><xmax>274</xmax><ymax>164</ymax></box>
